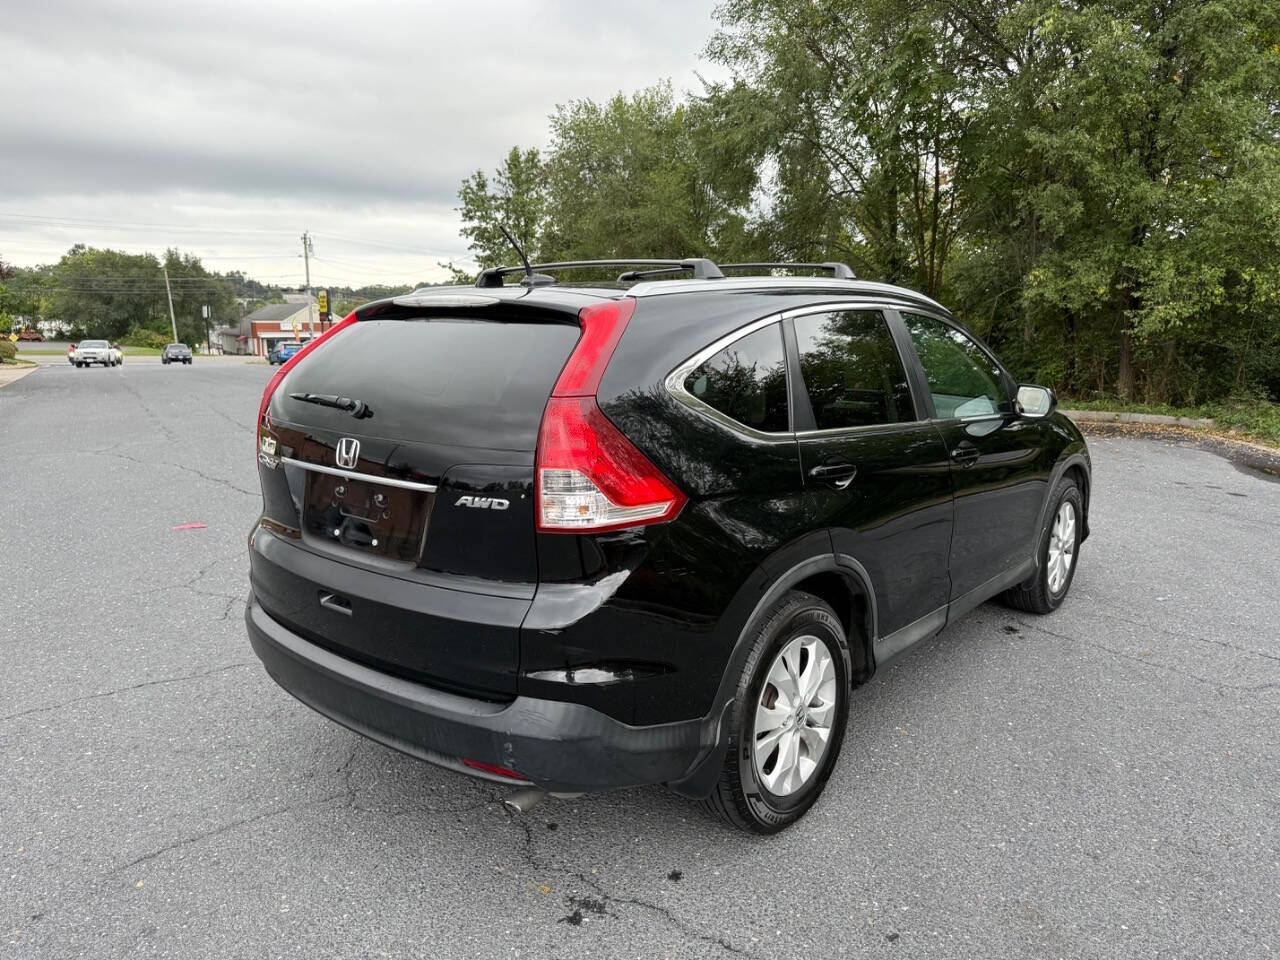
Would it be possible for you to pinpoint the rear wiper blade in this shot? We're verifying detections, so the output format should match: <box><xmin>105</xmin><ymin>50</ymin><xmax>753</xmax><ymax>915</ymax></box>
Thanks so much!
<box><xmin>288</xmin><ymin>392</ymin><xmax>373</xmax><ymax>419</ymax></box>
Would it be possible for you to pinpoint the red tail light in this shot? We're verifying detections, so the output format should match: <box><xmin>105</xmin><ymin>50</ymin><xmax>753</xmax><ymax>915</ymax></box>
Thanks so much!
<box><xmin>535</xmin><ymin>298</ymin><xmax>686</xmax><ymax>533</ymax></box>
<box><xmin>257</xmin><ymin>312</ymin><xmax>358</xmax><ymax>432</ymax></box>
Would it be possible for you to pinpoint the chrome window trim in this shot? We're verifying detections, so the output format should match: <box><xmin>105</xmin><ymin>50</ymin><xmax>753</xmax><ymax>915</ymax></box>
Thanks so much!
<box><xmin>664</xmin><ymin>313</ymin><xmax>796</xmax><ymax>443</ymax></box>
<box><xmin>280</xmin><ymin>457</ymin><xmax>438</xmax><ymax>493</ymax></box>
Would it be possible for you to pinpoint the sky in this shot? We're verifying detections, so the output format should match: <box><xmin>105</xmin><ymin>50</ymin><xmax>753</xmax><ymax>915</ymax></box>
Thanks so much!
<box><xmin>1</xmin><ymin>0</ymin><xmax>728</xmax><ymax>288</ymax></box>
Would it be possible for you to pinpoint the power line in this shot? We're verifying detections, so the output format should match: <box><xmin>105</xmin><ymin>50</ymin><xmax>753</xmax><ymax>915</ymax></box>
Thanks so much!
<box><xmin>0</xmin><ymin>211</ymin><xmax>294</xmax><ymax>236</ymax></box>
<box><xmin>311</xmin><ymin>230</ymin><xmax>454</xmax><ymax>258</ymax></box>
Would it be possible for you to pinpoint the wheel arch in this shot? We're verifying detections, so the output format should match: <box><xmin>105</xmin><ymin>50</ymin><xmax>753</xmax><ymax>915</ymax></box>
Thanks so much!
<box><xmin>667</xmin><ymin>547</ymin><xmax>877</xmax><ymax>798</ymax></box>
<box><xmin>1044</xmin><ymin>451</ymin><xmax>1091</xmax><ymax>544</ymax></box>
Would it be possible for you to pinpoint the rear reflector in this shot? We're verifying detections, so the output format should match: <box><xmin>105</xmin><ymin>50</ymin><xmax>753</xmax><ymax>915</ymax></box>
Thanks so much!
<box><xmin>462</xmin><ymin>758</ymin><xmax>527</xmax><ymax>780</ymax></box>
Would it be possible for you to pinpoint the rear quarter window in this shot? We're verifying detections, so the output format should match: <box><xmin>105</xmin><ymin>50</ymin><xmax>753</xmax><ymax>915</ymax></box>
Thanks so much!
<box><xmin>683</xmin><ymin>323</ymin><xmax>789</xmax><ymax>433</ymax></box>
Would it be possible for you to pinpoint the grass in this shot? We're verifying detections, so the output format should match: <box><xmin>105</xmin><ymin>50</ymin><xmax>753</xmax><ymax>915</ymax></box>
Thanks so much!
<box><xmin>1063</xmin><ymin>395</ymin><xmax>1280</xmax><ymax>448</ymax></box>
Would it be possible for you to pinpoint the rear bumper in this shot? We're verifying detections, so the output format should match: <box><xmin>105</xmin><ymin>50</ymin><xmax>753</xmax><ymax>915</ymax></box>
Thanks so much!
<box><xmin>245</xmin><ymin>595</ymin><xmax>713</xmax><ymax>794</ymax></box>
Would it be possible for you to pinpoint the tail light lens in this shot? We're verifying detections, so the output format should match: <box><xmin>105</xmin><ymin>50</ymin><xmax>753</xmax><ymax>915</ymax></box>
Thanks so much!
<box><xmin>535</xmin><ymin>298</ymin><xmax>686</xmax><ymax>533</ymax></box>
<box><xmin>257</xmin><ymin>312</ymin><xmax>358</xmax><ymax>436</ymax></box>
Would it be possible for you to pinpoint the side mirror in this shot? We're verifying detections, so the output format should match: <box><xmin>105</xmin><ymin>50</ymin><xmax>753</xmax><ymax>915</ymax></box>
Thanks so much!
<box><xmin>1016</xmin><ymin>384</ymin><xmax>1057</xmax><ymax>418</ymax></box>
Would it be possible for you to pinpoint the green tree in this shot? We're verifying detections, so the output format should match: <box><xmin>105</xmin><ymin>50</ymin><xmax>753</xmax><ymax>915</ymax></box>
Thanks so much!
<box><xmin>457</xmin><ymin>146</ymin><xmax>547</xmax><ymax>268</ymax></box>
<box><xmin>951</xmin><ymin>0</ymin><xmax>1280</xmax><ymax>401</ymax></box>
<box><xmin>454</xmin><ymin>2</ymin><xmax>1280</xmax><ymax>406</ymax></box>
<box><xmin>540</xmin><ymin>82</ymin><xmax>756</xmax><ymax>263</ymax></box>
<box><xmin>705</xmin><ymin>0</ymin><xmax>971</xmax><ymax>295</ymax></box>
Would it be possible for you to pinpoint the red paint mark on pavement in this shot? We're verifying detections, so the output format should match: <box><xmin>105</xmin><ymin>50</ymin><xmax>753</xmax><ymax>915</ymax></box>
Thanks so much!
<box><xmin>172</xmin><ymin>522</ymin><xmax>208</xmax><ymax>531</ymax></box>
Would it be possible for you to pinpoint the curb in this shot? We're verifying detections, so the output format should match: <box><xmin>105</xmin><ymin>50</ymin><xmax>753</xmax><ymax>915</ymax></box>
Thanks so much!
<box><xmin>1061</xmin><ymin>409</ymin><xmax>1216</xmax><ymax>429</ymax></box>
<box><xmin>0</xmin><ymin>363</ymin><xmax>39</xmax><ymax>389</ymax></box>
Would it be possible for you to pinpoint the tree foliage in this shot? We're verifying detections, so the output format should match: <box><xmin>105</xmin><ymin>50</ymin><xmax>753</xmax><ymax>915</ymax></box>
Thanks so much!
<box><xmin>3</xmin><ymin>246</ymin><xmax>238</xmax><ymax>345</ymax></box>
<box><xmin>457</xmin><ymin>1</ymin><xmax>1280</xmax><ymax>405</ymax></box>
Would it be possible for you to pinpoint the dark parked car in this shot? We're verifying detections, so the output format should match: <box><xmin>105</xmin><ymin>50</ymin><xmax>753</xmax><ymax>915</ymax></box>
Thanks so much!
<box><xmin>162</xmin><ymin>343</ymin><xmax>192</xmax><ymax>365</ymax></box>
<box><xmin>246</xmin><ymin>260</ymin><xmax>1091</xmax><ymax>832</ymax></box>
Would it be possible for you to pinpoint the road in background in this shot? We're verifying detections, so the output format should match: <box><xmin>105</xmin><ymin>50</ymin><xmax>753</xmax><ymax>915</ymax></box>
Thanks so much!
<box><xmin>18</xmin><ymin>350</ymin><xmax>261</xmax><ymax>366</ymax></box>
<box><xmin>2</xmin><ymin>363</ymin><xmax>1277</xmax><ymax>959</ymax></box>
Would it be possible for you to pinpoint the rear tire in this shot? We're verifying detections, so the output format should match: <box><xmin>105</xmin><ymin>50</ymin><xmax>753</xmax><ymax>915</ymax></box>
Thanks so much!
<box><xmin>1001</xmin><ymin>476</ymin><xmax>1083</xmax><ymax>615</ymax></box>
<box><xmin>702</xmin><ymin>590</ymin><xmax>850</xmax><ymax>833</ymax></box>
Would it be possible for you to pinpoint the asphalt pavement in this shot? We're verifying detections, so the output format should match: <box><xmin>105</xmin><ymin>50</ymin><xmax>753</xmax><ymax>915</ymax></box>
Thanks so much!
<box><xmin>2</xmin><ymin>361</ymin><xmax>1277</xmax><ymax>959</ymax></box>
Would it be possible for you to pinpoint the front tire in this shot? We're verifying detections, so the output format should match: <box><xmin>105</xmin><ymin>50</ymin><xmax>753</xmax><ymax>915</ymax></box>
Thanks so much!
<box><xmin>1002</xmin><ymin>476</ymin><xmax>1083</xmax><ymax>615</ymax></box>
<box><xmin>702</xmin><ymin>590</ymin><xmax>850</xmax><ymax>833</ymax></box>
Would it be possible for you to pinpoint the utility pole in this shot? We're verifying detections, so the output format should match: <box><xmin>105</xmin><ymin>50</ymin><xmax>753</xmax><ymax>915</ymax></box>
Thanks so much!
<box><xmin>301</xmin><ymin>230</ymin><xmax>315</xmax><ymax>340</ymax></box>
<box><xmin>162</xmin><ymin>267</ymin><xmax>179</xmax><ymax>343</ymax></box>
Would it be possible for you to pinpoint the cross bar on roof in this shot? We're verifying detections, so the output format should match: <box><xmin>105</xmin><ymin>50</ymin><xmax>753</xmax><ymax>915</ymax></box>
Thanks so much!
<box><xmin>475</xmin><ymin>258</ymin><xmax>725</xmax><ymax>287</ymax></box>
<box><xmin>719</xmin><ymin>261</ymin><xmax>856</xmax><ymax>279</ymax></box>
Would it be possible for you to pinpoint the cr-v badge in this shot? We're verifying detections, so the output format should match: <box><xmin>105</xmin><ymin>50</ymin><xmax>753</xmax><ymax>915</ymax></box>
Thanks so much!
<box><xmin>335</xmin><ymin>437</ymin><xmax>360</xmax><ymax>469</ymax></box>
<box><xmin>455</xmin><ymin>495</ymin><xmax>510</xmax><ymax>511</ymax></box>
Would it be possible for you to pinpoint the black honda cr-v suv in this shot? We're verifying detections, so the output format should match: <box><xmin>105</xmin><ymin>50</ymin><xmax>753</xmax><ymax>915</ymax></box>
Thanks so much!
<box><xmin>246</xmin><ymin>259</ymin><xmax>1090</xmax><ymax>832</ymax></box>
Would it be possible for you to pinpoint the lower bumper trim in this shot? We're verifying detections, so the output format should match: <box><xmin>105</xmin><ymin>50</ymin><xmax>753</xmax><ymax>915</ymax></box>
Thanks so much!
<box><xmin>245</xmin><ymin>595</ymin><xmax>713</xmax><ymax>793</ymax></box>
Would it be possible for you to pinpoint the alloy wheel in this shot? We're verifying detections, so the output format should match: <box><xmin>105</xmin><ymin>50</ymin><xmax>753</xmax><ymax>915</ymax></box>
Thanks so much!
<box><xmin>753</xmin><ymin>634</ymin><xmax>838</xmax><ymax>796</ymax></box>
<box><xmin>1047</xmin><ymin>500</ymin><xmax>1077</xmax><ymax>594</ymax></box>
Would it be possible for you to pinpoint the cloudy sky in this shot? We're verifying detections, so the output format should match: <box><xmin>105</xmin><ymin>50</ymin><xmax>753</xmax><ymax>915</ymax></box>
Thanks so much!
<box><xmin>2</xmin><ymin>0</ymin><xmax>727</xmax><ymax>287</ymax></box>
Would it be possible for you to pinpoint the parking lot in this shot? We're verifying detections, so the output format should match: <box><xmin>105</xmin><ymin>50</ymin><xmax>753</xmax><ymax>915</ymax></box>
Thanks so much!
<box><xmin>2</xmin><ymin>362</ymin><xmax>1277</xmax><ymax>959</ymax></box>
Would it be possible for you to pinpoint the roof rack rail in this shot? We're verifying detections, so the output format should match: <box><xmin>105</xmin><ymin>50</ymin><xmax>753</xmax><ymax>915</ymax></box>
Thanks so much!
<box><xmin>475</xmin><ymin>258</ymin><xmax>725</xmax><ymax>288</ymax></box>
<box><xmin>719</xmin><ymin>261</ymin><xmax>856</xmax><ymax>280</ymax></box>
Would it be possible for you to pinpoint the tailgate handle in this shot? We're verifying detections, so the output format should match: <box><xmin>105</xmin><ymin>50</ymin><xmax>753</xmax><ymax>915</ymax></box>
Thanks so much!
<box><xmin>318</xmin><ymin>592</ymin><xmax>353</xmax><ymax>616</ymax></box>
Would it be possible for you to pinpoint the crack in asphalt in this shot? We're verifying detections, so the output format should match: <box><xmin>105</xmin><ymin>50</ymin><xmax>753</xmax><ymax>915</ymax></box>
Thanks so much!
<box><xmin>117</xmin><ymin>551</ymin><xmax>246</xmax><ymax>610</ymax></box>
<box><xmin>506</xmin><ymin>812</ymin><xmax>750</xmax><ymax>956</ymax></box>
<box><xmin>87</xmin><ymin>447</ymin><xmax>257</xmax><ymax>498</ymax></box>
<box><xmin>112</xmin><ymin>376</ymin><xmax>180</xmax><ymax>444</ymax></box>
<box><xmin>0</xmin><ymin>662</ymin><xmax>255</xmax><ymax>723</ymax></box>
<box><xmin>1010</xmin><ymin>616</ymin><xmax>1277</xmax><ymax>698</ymax></box>
<box><xmin>1078</xmin><ymin>592</ymin><xmax>1280</xmax><ymax>665</ymax></box>
<box><xmin>111</xmin><ymin>792</ymin><xmax>350</xmax><ymax>875</ymax></box>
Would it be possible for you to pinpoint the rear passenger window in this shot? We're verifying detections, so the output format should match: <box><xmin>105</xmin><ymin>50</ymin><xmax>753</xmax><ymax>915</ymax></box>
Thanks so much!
<box><xmin>793</xmin><ymin>311</ymin><xmax>914</xmax><ymax>430</ymax></box>
<box><xmin>685</xmin><ymin>323</ymin><xmax>789</xmax><ymax>433</ymax></box>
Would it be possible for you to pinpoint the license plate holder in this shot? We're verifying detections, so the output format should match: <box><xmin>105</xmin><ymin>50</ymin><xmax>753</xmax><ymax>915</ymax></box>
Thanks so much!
<box><xmin>301</xmin><ymin>471</ymin><xmax>431</xmax><ymax>563</ymax></box>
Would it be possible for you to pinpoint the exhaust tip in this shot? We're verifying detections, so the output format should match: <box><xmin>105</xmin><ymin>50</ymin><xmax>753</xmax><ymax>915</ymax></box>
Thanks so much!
<box><xmin>503</xmin><ymin>788</ymin><xmax>549</xmax><ymax>814</ymax></box>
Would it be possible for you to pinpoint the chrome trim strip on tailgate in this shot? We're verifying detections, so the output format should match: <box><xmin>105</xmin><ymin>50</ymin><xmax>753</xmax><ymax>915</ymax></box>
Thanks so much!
<box><xmin>280</xmin><ymin>457</ymin><xmax>438</xmax><ymax>493</ymax></box>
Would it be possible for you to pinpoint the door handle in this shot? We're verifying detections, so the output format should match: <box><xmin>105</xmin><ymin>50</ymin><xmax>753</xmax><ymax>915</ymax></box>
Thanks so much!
<box><xmin>950</xmin><ymin>442</ymin><xmax>980</xmax><ymax>467</ymax></box>
<box><xmin>808</xmin><ymin>462</ymin><xmax>857</xmax><ymax>489</ymax></box>
<box><xmin>319</xmin><ymin>592</ymin><xmax>353</xmax><ymax>616</ymax></box>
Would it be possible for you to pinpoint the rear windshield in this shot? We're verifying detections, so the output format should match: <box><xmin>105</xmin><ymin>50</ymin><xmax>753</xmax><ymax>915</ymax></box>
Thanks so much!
<box><xmin>81</xmin><ymin>340</ymin><xmax>108</xmax><ymax>348</ymax></box>
<box><xmin>277</xmin><ymin>317</ymin><xmax>579</xmax><ymax>450</ymax></box>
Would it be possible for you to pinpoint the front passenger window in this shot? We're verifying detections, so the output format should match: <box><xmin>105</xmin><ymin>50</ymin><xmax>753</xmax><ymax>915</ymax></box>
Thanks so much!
<box><xmin>901</xmin><ymin>313</ymin><xmax>1008</xmax><ymax>419</ymax></box>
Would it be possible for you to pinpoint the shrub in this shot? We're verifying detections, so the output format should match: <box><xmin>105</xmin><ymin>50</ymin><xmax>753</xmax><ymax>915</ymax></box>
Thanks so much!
<box><xmin>121</xmin><ymin>327</ymin><xmax>170</xmax><ymax>349</ymax></box>
<box><xmin>0</xmin><ymin>340</ymin><xmax>17</xmax><ymax>362</ymax></box>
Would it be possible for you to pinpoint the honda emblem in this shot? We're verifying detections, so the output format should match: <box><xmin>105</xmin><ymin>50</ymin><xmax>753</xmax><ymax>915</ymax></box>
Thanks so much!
<box><xmin>335</xmin><ymin>437</ymin><xmax>360</xmax><ymax>469</ymax></box>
